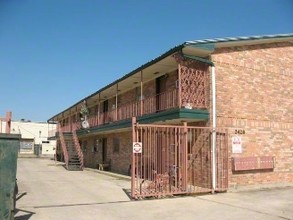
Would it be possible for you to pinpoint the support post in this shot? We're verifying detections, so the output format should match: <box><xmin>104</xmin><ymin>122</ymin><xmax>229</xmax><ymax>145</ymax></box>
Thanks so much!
<box><xmin>131</xmin><ymin>117</ymin><xmax>136</xmax><ymax>198</ymax></box>
<box><xmin>183</xmin><ymin>121</ymin><xmax>188</xmax><ymax>191</ymax></box>
<box><xmin>140</xmin><ymin>71</ymin><xmax>143</xmax><ymax>116</ymax></box>
<box><xmin>178</xmin><ymin>64</ymin><xmax>182</xmax><ymax>108</ymax></box>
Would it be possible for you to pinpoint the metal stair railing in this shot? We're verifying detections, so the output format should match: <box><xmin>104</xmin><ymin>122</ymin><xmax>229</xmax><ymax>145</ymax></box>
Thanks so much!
<box><xmin>72</xmin><ymin>130</ymin><xmax>84</xmax><ymax>169</ymax></box>
<box><xmin>58</xmin><ymin>125</ymin><xmax>69</xmax><ymax>169</ymax></box>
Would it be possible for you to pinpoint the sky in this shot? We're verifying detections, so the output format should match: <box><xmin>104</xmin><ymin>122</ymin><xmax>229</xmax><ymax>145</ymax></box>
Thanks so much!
<box><xmin>0</xmin><ymin>0</ymin><xmax>292</xmax><ymax>122</ymax></box>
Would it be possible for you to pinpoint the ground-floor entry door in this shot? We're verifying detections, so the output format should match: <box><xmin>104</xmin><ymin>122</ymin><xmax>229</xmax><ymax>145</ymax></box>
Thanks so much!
<box><xmin>131</xmin><ymin>119</ymin><xmax>228</xmax><ymax>199</ymax></box>
<box><xmin>102</xmin><ymin>138</ymin><xmax>107</xmax><ymax>164</ymax></box>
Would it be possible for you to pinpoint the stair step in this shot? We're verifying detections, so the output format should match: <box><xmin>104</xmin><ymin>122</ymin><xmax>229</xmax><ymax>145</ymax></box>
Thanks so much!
<box><xmin>68</xmin><ymin>163</ymin><xmax>81</xmax><ymax>166</ymax></box>
<box><xmin>69</xmin><ymin>160</ymin><xmax>80</xmax><ymax>163</ymax></box>
<box><xmin>69</xmin><ymin>158</ymin><xmax>80</xmax><ymax>161</ymax></box>
<box><xmin>69</xmin><ymin>161</ymin><xmax>81</xmax><ymax>165</ymax></box>
<box><xmin>67</xmin><ymin>164</ymin><xmax>82</xmax><ymax>171</ymax></box>
<box><xmin>60</xmin><ymin>132</ymin><xmax>83</xmax><ymax>171</ymax></box>
<box><xmin>68</xmin><ymin>152</ymin><xmax>77</xmax><ymax>155</ymax></box>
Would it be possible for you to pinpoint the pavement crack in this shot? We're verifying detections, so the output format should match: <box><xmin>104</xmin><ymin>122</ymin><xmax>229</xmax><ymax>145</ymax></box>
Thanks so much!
<box><xmin>27</xmin><ymin>200</ymin><xmax>132</xmax><ymax>209</ymax></box>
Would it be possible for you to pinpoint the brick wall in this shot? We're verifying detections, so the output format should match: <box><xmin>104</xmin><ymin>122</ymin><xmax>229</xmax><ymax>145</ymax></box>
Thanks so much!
<box><xmin>165</xmin><ymin>70</ymin><xmax>178</xmax><ymax>91</ymax></box>
<box><xmin>143</xmin><ymin>80</ymin><xmax>156</xmax><ymax>97</ymax></box>
<box><xmin>79</xmin><ymin>137</ymin><xmax>100</xmax><ymax>168</ymax></box>
<box><xmin>212</xmin><ymin>42</ymin><xmax>293</xmax><ymax>188</ymax></box>
<box><xmin>118</xmin><ymin>88</ymin><xmax>138</xmax><ymax>106</ymax></box>
<box><xmin>108</xmin><ymin>131</ymin><xmax>132</xmax><ymax>175</ymax></box>
<box><xmin>80</xmin><ymin>130</ymin><xmax>132</xmax><ymax>175</ymax></box>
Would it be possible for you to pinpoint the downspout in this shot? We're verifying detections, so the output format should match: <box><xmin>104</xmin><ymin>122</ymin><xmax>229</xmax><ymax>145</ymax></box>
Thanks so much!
<box><xmin>140</xmin><ymin>70</ymin><xmax>143</xmax><ymax>116</ymax></box>
<box><xmin>182</xmin><ymin>54</ymin><xmax>217</xmax><ymax>192</ymax></box>
<box><xmin>211</xmin><ymin>65</ymin><xmax>217</xmax><ymax>192</ymax></box>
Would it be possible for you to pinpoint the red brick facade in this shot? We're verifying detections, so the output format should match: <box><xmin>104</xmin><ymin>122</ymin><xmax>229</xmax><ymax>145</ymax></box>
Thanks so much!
<box><xmin>212</xmin><ymin>42</ymin><xmax>293</xmax><ymax>188</ymax></box>
<box><xmin>79</xmin><ymin>131</ymin><xmax>132</xmax><ymax>175</ymax></box>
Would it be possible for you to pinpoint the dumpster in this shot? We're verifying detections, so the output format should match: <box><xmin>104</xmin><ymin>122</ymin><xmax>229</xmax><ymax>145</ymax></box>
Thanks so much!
<box><xmin>0</xmin><ymin>134</ymin><xmax>20</xmax><ymax>220</ymax></box>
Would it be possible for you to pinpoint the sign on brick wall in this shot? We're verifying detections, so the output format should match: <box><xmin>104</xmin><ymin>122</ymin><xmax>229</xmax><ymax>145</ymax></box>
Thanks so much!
<box><xmin>232</xmin><ymin>136</ymin><xmax>242</xmax><ymax>153</ymax></box>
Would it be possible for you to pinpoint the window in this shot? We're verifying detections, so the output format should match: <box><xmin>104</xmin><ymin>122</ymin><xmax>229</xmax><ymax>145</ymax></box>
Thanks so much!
<box><xmin>113</xmin><ymin>138</ymin><xmax>120</xmax><ymax>153</ymax></box>
<box><xmin>93</xmin><ymin>138</ymin><xmax>101</xmax><ymax>153</ymax></box>
<box><xmin>83</xmin><ymin>140</ymin><xmax>88</xmax><ymax>153</ymax></box>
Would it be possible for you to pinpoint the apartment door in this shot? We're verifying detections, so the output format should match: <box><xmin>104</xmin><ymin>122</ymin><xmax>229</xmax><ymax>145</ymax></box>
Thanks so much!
<box><xmin>156</xmin><ymin>75</ymin><xmax>167</xmax><ymax>111</ymax></box>
<box><xmin>102</xmin><ymin>138</ymin><xmax>107</xmax><ymax>164</ymax></box>
<box><xmin>103</xmin><ymin>100</ymin><xmax>108</xmax><ymax>123</ymax></box>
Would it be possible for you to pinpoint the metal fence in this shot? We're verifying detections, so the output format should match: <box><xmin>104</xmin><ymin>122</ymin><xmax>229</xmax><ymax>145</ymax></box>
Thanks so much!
<box><xmin>131</xmin><ymin>119</ymin><xmax>228</xmax><ymax>199</ymax></box>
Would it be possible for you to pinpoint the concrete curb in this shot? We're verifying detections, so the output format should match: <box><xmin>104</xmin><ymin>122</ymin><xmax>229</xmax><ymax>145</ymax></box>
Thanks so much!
<box><xmin>18</xmin><ymin>154</ymin><xmax>54</xmax><ymax>159</ymax></box>
<box><xmin>83</xmin><ymin>167</ymin><xmax>131</xmax><ymax>181</ymax></box>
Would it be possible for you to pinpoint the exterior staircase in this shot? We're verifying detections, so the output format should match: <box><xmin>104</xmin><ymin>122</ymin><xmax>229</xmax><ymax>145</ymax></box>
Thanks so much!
<box><xmin>58</xmin><ymin>125</ymin><xmax>84</xmax><ymax>171</ymax></box>
<box><xmin>66</xmin><ymin>138</ymin><xmax>82</xmax><ymax>171</ymax></box>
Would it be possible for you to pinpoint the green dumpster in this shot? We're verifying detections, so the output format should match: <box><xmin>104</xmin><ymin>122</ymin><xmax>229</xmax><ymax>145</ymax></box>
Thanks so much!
<box><xmin>0</xmin><ymin>134</ymin><xmax>20</xmax><ymax>220</ymax></box>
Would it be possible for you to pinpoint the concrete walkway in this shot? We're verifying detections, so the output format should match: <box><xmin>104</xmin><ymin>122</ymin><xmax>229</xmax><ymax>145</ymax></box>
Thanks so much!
<box><xmin>15</xmin><ymin>158</ymin><xmax>293</xmax><ymax>220</ymax></box>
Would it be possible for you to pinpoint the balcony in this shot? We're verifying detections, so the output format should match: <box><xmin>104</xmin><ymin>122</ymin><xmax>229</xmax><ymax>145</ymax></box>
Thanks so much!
<box><xmin>50</xmin><ymin>87</ymin><xmax>205</xmax><ymax>136</ymax></box>
<box><xmin>50</xmin><ymin>62</ymin><xmax>209</xmax><ymax>137</ymax></box>
<box><xmin>87</xmin><ymin>89</ymin><xmax>179</xmax><ymax>129</ymax></box>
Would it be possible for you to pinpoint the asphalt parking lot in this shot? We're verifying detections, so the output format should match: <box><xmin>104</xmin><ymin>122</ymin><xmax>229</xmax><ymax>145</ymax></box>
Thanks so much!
<box><xmin>15</xmin><ymin>158</ymin><xmax>293</xmax><ymax>220</ymax></box>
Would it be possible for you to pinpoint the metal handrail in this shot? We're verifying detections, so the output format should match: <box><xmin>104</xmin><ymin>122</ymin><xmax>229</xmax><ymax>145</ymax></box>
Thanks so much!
<box><xmin>72</xmin><ymin>130</ymin><xmax>84</xmax><ymax>169</ymax></box>
<box><xmin>58</xmin><ymin>125</ymin><xmax>69</xmax><ymax>169</ymax></box>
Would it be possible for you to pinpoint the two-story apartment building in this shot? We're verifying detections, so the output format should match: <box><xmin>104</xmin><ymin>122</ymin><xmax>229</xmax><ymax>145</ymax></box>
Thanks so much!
<box><xmin>48</xmin><ymin>34</ymin><xmax>293</xmax><ymax>198</ymax></box>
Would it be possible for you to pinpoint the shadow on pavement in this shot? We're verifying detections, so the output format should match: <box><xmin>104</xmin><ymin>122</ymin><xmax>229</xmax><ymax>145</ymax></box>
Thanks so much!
<box><xmin>14</xmin><ymin>208</ymin><xmax>35</xmax><ymax>220</ymax></box>
<box><xmin>122</xmin><ymin>188</ymin><xmax>132</xmax><ymax>199</ymax></box>
<box><xmin>16</xmin><ymin>192</ymin><xmax>27</xmax><ymax>202</ymax></box>
<box><xmin>15</xmin><ymin>192</ymin><xmax>35</xmax><ymax>220</ymax></box>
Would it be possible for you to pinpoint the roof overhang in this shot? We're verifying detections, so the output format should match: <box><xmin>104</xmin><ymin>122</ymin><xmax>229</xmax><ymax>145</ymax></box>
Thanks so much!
<box><xmin>184</xmin><ymin>33</ymin><xmax>293</xmax><ymax>50</ymax></box>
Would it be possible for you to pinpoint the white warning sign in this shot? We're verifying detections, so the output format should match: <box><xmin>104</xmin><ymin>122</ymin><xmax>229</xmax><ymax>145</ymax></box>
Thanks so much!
<box><xmin>133</xmin><ymin>142</ymin><xmax>142</xmax><ymax>154</ymax></box>
<box><xmin>232</xmin><ymin>136</ymin><xmax>242</xmax><ymax>153</ymax></box>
